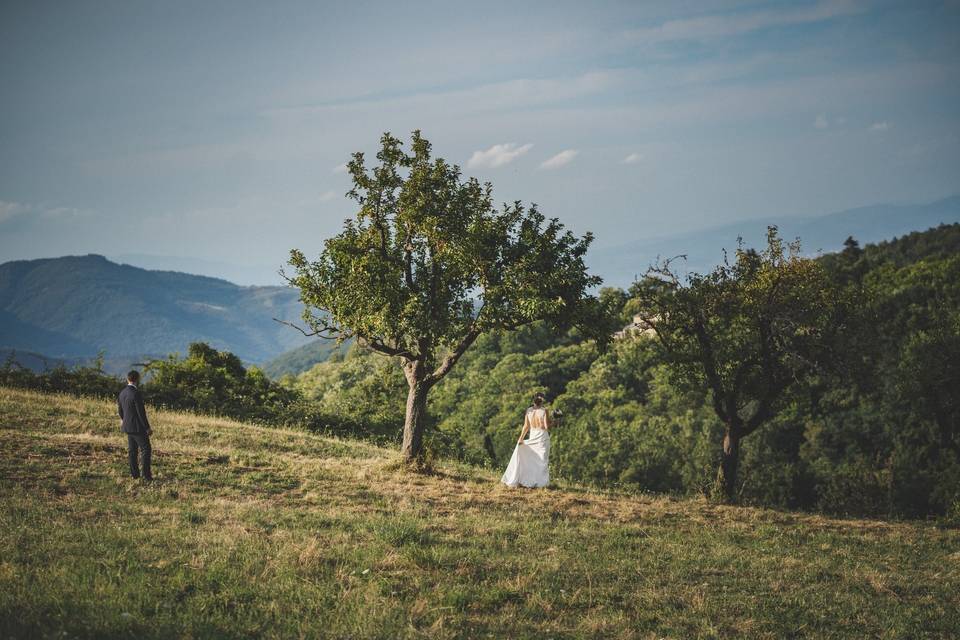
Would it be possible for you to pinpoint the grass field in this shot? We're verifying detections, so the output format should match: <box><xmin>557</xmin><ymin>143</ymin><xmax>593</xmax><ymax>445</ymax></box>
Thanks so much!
<box><xmin>1</xmin><ymin>386</ymin><xmax>958</xmax><ymax>639</ymax></box>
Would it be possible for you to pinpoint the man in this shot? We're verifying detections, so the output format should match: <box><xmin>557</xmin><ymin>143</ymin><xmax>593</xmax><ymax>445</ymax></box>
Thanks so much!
<box><xmin>118</xmin><ymin>370</ymin><xmax>153</xmax><ymax>481</ymax></box>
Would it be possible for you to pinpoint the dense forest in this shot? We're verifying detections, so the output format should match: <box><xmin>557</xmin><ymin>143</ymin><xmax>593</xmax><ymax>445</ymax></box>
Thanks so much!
<box><xmin>3</xmin><ymin>224</ymin><xmax>957</xmax><ymax>518</ymax></box>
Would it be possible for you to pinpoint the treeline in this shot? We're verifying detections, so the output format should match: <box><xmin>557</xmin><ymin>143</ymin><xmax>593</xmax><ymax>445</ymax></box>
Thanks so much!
<box><xmin>0</xmin><ymin>343</ymin><xmax>378</xmax><ymax>440</ymax></box>
<box><xmin>1</xmin><ymin>352</ymin><xmax>122</xmax><ymax>399</ymax></box>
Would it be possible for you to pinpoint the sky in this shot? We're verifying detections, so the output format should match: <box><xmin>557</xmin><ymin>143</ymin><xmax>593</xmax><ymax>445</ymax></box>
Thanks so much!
<box><xmin>1</xmin><ymin>0</ymin><xmax>958</xmax><ymax>285</ymax></box>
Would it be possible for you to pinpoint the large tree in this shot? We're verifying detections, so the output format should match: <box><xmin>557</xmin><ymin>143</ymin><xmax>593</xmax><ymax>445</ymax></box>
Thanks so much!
<box><xmin>286</xmin><ymin>132</ymin><xmax>604</xmax><ymax>462</ymax></box>
<box><xmin>631</xmin><ymin>228</ymin><xmax>844</xmax><ymax>501</ymax></box>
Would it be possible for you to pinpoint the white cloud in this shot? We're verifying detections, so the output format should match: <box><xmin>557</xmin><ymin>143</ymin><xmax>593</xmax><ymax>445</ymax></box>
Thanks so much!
<box><xmin>0</xmin><ymin>201</ymin><xmax>80</xmax><ymax>226</ymax></box>
<box><xmin>630</xmin><ymin>0</ymin><xmax>865</xmax><ymax>44</ymax></box>
<box><xmin>332</xmin><ymin>162</ymin><xmax>349</xmax><ymax>174</ymax></box>
<box><xmin>870</xmin><ymin>121</ymin><xmax>891</xmax><ymax>131</ymax></box>
<box><xmin>623</xmin><ymin>152</ymin><xmax>642</xmax><ymax>164</ymax></box>
<box><xmin>0</xmin><ymin>201</ymin><xmax>27</xmax><ymax>224</ymax></box>
<box><xmin>540</xmin><ymin>149</ymin><xmax>579</xmax><ymax>170</ymax></box>
<box><xmin>466</xmin><ymin>143</ymin><xmax>533</xmax><ymax>169</ymax></box>
<box><xmin>318</xmin><ymin>190</ymin><xmax>338</xmax><ymax>202</ymax></box>
<box><xmin>814</xmin><ymin>114</ymin><xmax>829</xmax><ymax>129</ymax></box>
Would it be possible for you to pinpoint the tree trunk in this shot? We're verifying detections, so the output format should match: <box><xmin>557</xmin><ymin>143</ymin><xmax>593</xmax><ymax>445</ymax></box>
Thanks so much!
<box><xmin>401</xmin><ymin>379</ymin><xmax>430</xmax><ymax>462</ymax></box>
<box><xmin>715</xmin><ymin>427</ymin><xmax>740</xmax><ymax>503</ymax></box>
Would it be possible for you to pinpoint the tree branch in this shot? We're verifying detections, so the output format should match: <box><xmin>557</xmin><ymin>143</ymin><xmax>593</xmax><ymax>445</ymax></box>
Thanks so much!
<box><xmin>692</xmin><ymin>314</ymin><xmax>730</xmax><ymax>425</ymax></box>
<box><xmin>646</xmin><ymin>255</ymin><xmax>686</xmax><ymax>285</ymax></box>
<box><xmin>272</xmin><ymin>317</ymin><xmax>343</xmax><ymax>340</ymax></box>
<box><xmin>638</xmin><ymin>312</ymin><xmax>678</xmax><ymax>355</ymax></box>
<box><xmin>742</xmin><ymin>379</ymin><xmax>789</xmax><ymax>437</ymax></box>
<box><xmin>403</xmin><ymin>221</ymin><xmax>419</xmax><ymax>292</ymax></box>
<box><xmin>426</xmin><ymin>329</ymin><xmax>481</xmax><ymax>383</ymax></box>
<box><xmin>359</xmin><ymin>336</ymin><xmax>417</xmax><ymax>360</ymax></box>
<box><xmin>729</xmin><ymin>355</ymin><xmax>759</xmax><ymax>418</ymax></box>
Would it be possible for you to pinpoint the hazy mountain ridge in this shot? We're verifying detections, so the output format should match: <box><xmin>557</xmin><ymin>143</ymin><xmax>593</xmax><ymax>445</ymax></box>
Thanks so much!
<box><xmin>0</xmin><ymin>254</ymin><xmax>311</xmax><ymax>364</ymax></box>
<box><xmin>590</xmin><ymin>195</ymin><xmax>960</xmax><ymax>287</ymax></box>
<box><xmin>262</xmin><ymin>340</ymin><xmax>345</xmax><ymax>379</ymax></box>
<box><xmin>110</xmin><ymin>253</ymin><xmax>284</xmax><ymax>287</ymax></box>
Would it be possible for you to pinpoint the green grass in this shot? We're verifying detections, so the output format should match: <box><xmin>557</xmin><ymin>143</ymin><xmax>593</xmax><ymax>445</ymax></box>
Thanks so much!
<box><xmin>0</xmin><ymin>387</ymin><xmax>958</xmax><ymax>639</ymax></box>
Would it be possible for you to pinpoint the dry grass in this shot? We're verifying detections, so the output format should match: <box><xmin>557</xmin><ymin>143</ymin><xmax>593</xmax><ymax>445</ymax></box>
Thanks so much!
<box><xmin>1</xmin><ymin>386</ymin><xmax>958</xmax><ymax>639</ymax></box>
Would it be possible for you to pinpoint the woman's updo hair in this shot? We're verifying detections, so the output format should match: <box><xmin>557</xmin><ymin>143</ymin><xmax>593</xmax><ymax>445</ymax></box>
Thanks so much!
<box><xmin>533</xmin><ymin>392</ymin><xmax>546</xmax><ymax>407</ymax></box>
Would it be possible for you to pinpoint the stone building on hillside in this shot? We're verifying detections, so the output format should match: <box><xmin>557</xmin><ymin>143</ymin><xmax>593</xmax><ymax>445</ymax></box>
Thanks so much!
<box><xmin>614</xmin><ymin>314</ymin><xmax>658</xmax><ymax>340</ymax></box>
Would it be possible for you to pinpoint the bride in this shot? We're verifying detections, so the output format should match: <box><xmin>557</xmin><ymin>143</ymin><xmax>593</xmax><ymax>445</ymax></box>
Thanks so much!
<box><xmin>501</xmin><ymin>392</ymin><xmax>554</xmax><ymax>488</ymax></box>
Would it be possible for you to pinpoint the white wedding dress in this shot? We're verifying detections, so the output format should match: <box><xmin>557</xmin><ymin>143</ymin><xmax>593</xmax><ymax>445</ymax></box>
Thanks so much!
<box><xmin>501</xmin><ymin>407</ymin><xmax>551</xmax><ymax>488</ymax></box>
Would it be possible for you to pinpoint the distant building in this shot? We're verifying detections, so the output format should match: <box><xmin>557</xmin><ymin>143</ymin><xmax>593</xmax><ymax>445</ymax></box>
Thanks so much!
<box><xmin>613</xmin><ymin>314</ymin><xmax>658</xmax><ymax>340</ymax></box>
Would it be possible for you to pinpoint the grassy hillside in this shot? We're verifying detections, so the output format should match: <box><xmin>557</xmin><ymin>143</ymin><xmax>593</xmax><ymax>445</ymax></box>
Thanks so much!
<box><xmin>1</xmin><ymin>387</ymin><xmax>958</xmax><ymax>639</ymax></box>
<box><xmin>0</xmin><ymin>254</ymin><xmax>310</xmax><ymax>363</ymax></box>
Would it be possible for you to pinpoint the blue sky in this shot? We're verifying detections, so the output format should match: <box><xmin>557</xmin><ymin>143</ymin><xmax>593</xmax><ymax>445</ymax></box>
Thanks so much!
<box><xmin>1</xmin><ymin>0</ymin><xmax>958</xmax><ymax>284</ymax></box>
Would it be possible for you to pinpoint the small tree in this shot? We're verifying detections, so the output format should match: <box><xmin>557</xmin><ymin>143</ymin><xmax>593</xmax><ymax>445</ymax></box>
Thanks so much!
<box><xmin>144</xmin><ymin>342</ymin><xmax>299</xmax><ymax>422</ymax></box>
<box><xmin>631</xmin><ymin>227</ymin><xmax>843</xmax><ymax>501</ymax></box>
<box><xmin>286</xmin><ymin>132</ymin><xmax>605</xmax><ymax>462</ymax></box>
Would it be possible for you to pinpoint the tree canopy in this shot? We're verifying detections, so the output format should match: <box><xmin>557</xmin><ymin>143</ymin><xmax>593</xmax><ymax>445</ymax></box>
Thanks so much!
<box><xmin>287</xmin><ymin>131</ymin><xmax>607</xmax><ymax>460</ymax></box>
<box><xmin>631</xmin><ymin>227</ymin><xmax>845</xmax><ymax>501</ymax></box>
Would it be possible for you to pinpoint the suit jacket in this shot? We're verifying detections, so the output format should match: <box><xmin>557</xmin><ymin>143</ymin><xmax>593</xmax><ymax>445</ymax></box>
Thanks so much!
<box><xmin>118</xmin><ymin>384</ymin><xmax>152</xmax><ymax>434</ymax></box>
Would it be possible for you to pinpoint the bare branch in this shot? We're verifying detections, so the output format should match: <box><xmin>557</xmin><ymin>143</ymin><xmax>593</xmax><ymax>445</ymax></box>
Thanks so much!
<box><xmin>272</xmin><ymin>317</ymin><xmax>342</xmax><ymax>340</ymax></box>
<box><xmin>645</xmin><ymin>254</ymin><xmax>686</xmax><ymax>285</ymax></box>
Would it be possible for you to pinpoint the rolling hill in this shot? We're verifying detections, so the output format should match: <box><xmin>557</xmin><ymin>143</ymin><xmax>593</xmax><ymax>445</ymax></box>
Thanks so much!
<box><xmin>0</xmin><ymin>386</ymin><xmax>957</xmax><ymax>638</ymax></box>
<box><xmin>0</xmin><ymin>255</ymin><xmax>312</xmax><ymax>364</ymax></box>
<box><xmin>261</xmin><ymin>339</ymin><xmax>346</xmax><ymax>379</ymax></box>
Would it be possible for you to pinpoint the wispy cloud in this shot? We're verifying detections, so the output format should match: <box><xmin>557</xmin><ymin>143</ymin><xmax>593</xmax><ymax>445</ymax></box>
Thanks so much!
<box><xmin>870</xmin><ymin>121</ymin><xmax>891</xmax><ymax>131</ymax></box>
<box><xmin>332</xmin><ymin>163</ymin><xmax>349</xmax><ymax>174</ymax></box>
<box><xmin>318</xmin><ymin>190</ymin><xmax>338</xmax><ymax>202</ymax></box>
<box><xmin>0</xmin><ymin>201</ymin><xmax>28</xmax><ymax>224</ymax></box>
<box><xmin>540</xmin><ymin>149</ymin><xmax>579</xmax><ymax>170</ymax></box>
<box><xmin>0</xmin><ymin>200</ymin><xmax>80</xmax><ymax>227</ymax></box>
<box><xmin>466</xmin><ymin>143</ymin><xmax>533</xmax><ymax>169</ymax></box>
<box><xmin>814</xmin><ymin>114</ymin><xmax>829</xmax><ymax>129</ymax></box>
<box><xmin>623</xmin><ymin>152</ymin><xmax>642</xmax><ymax>164</ymax></box>
<box><xmin>630</xmin><ymin>0</ymin><xmax>864</xmax><ymax>44</ymax></box>
<box><xmin>266</xmin><ymin>71</ymin><xmax>620</xmax><ymax>123</ymax></box>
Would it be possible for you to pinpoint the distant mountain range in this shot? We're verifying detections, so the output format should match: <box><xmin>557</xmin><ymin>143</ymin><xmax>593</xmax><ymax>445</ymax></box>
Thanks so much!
<box><xmin>2</xmin><ymin>196</ymin><xmax>957</xmax><ymax>376</ymax></box>
<box><xmin>589</xmin><ymin>195</ymin><xmax>960</xmax><ymax>288</ymax></box>
<box><xmin>0</xmin><ymin>254</ymin><xmax>312</xmax><ymax>367</ymax></box>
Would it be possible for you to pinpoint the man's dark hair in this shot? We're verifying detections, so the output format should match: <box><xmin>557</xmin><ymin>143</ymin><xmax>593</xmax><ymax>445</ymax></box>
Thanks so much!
<box><xmin>126</xmin><ymin>370</ymin><xmax>141</xmax><ymax>384</ymax></box>
<box><xmin>533</xmin><ymin>392</ymin><xmax>545</xmax><ymax>406</ymax></box>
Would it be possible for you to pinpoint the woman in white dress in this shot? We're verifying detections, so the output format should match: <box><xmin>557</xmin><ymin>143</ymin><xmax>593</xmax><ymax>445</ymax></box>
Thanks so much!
<box><xmin>500</xmin><ymin>392</ymin><xmax>553</xmax><ymax>488</ymax></box>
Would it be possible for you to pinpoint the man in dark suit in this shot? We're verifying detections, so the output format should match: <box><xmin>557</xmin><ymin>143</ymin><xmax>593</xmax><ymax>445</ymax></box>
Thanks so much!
<box><xmin>118</xmin><ymin>370</ymin><xmax>153</xmax><ymax>480</ymax></box>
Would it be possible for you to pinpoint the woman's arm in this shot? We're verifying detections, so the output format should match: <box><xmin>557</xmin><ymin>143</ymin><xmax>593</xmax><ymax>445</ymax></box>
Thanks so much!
<box><xmin>517</xmin><ymin>411</ymin><xmax>531</xmax><ymax>444</ymax></box>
